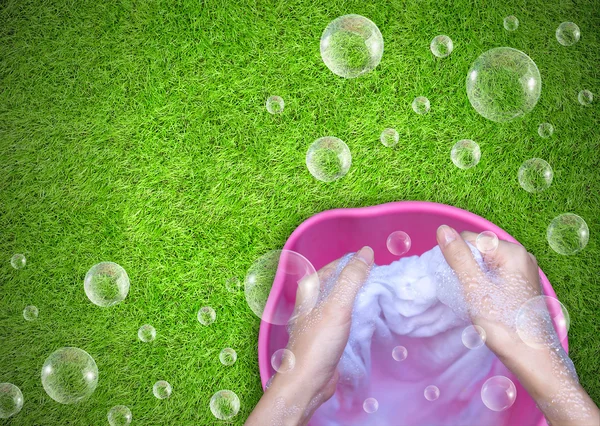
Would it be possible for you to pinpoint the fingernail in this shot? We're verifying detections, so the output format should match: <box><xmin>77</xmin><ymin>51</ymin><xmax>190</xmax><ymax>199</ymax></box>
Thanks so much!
<box><xmin>356</xmin><ymin>246</ymin><xmax>374</xmax><ymax>265</ymax></box>
<box><xmin>438</xmin><ymin>225</ymin><xmax>456</xmax><ymax>248</ymax></box>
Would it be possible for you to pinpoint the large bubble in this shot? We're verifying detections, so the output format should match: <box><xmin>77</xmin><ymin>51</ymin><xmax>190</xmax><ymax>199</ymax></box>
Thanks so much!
<box><xmin>386</xmin><ymin>231</ymin><xmax>411</xmax><ymax>256</ymax></box>
<box><xmin>547</xmin><ymin>213</ymin><xmax>589</xmax><ymax>255</ymax></box>
<box><xmin>516</xmin><ymin>295</ymin><xmax>570</xmax><ymax>348</ymax></box>
<box><xmin>0</xmin><ymin>383</ymin><xmax>24</xmax><ymax>419</ymax></box>
<box><xmin>466</xmin><ymin>47</ymin><xmax>541</xmax><ymax>122</ymax></box>
<box><xmin>245</xmin><ymin>250</ymin><xmax>318</xmax><ymax>325</ymax></box>
<box><xmin>481</xmin><ymin>376</ymin><xmax>517</xmax><ymax>411</ymax></box>
<box><xmin>306</xmin><ymin>137</ymin><xmax>352</xmax><ymax>182</ymax></box>
<box><xmin>518</xmin><ymin>158</ymin><xmax>553</xmax><ymax>193</ymax></box>
<box><xmin>41</xmin><ymin>347</ymin><xmax>98</xmax><ymax>404</ymax></box>
<box><xmin>84</xmin><ymin>262</ymin><xmax>130</xmax><ymax>307</ymax></box>
<box><xmin>210</xmin><ymin>390</ymin><xmax>240</xmax><ymax>420</ymax></box>
<box><xmin>320</xmin><ymin>14</ymin><xmax>383</xmax><ymax>79</ymax></box>
<box><xmin>107</xmin><ymin>405</ymin><xmax>132</xmax><ymax>426</ymax></box>
<box><xmin>556</xmin><ymin>22</ymin><xmax>580</xmax><ymax>46</ymax></box>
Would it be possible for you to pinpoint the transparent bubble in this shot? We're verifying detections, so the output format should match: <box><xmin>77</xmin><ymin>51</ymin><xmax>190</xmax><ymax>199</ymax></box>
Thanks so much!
<box><xmin>380</xmin><ymin>128</ymin><xmax>399</xmax><ymax>147</ymax></box>
<box><xmin>430</xmin><ymin>35</ymin><xmax>453</xmax><ymax>58</ymax></box>
<box><xmin>210</xmin><ymin>390</ymin><xmax>240</xmax><ymax>420</ymax></box>
<box><xmin>225</xmin><ymin>277</ymin><xmax>241</xmax><ymax>293</ymax></box>
<box><xmin>0</xmin><ymin>383</ymin><xmax>23</xmax><ymax>419</ymax></box>
<box><xmin>451</xmin><ymin>139</ymin><xmax>481</xmax><ymax>169</ymax></box>
<box><xmin>320</xmin><ymin>14</ymin><xmax>383</xmax><ymax>79</ymax></box>
<box><xmin>138</xmin><ymin>324</ymin><xmax>156</xmax><ymax>342</ymax></box>
<box><xmin>547</xmin><ymin>213</ymin><xmax>589</xmax><ymax>255</ymax></box>
<box><xmin>412</xmin><ymin>96</ymin><xmax>430</xmax><ymax>115</ymax></box>
<box><xmin>219</xmin><ymin>348</ymin><xmax>237</xmax><ymax>366</ymax></box>
<box><xmin>271</xmin><ymin>349</ymin><xmax>296</xmax><ymax>374</ymax></box>
<box><xmin>23</xmin><ymin>305</ymin><xmax>39</xmax><ymax>321</ymax></box>
<box><xmin>503</xmin><ymin>15</ymin><xmax>519</xmax><ymax>31</ymax></box>
<box><xmin>41</xmin><ymin>347</ymin><xmax>98</xmax><ymax>404</ymax></box>
<box><xmin>84</xmin><ymin>262</ymin><xmax>130</xmax><ymax>307</ymax></box>
<box><xmin>537</xmin><ymin>122</ymin><xmax>554</xmax><ymax>138</ymax></box>
<box><xmin>245</xmin><ymin>250</ymin><xmax>318</xmax><ymax>325</ymax></box>
<box><xmin>197</xmin><ymin>306</ymin><xmax>216</xmax><ymax>326</ymax></box>
<box><xmin>461</xmin><ymin>325</ymin><xmax>487</xmax><ymax>349</ymax></box>
<box><xmin>107</xmin><ymin>405</ymin><xmax>132</xmax><ymax>426</ymax></box>
<box><xmin>516</xmin><ymin>295</ymin><xmax>570</xmax><ymax>348</ymax></box>
<box><xmin>363</xmin><ymin>397</ymin><xmax>379</xmax><ymax>414</ymax></box>
<box><xmin>266</xmin><ymin>96</ymin><xmax>284</xmax><ymax>114</ymax></box>
<box><xmin>10</xmin><ymin>254</ymin><xmax>26</xmax><ymax>270</ymax></box>
<box><xmin>578</xmin><ymin>90</ymin><xmax>593</xmax><ymax>106</ymax></box>
<box><xmin>481</xmin><ymin>376</ymin><xmax>517</xmax><ymax>411</ymax></box>
<box><xmin>386</xmin><ymin>231</ymin><xmax>411</xmax><ymax>256</ymax></box>
<box><xmin>392</xmin><ymin>345</ymin><xmax>408</xmax><ymax>361</ymax></box>
<box><xmin>476</xmin><ymin>231</ymin><xmax>498</xmax><ymax>254</ymax></box>
<box><xmin>306</xmin><ymin>137</ymin><xmax>352</xmax><ymax>182</ymax></box>
<box><xmin>518</xmin><ymin>158</ymin><xmax>553</xmax><ymax>193</ymax></box>
<box><xmin>153</xmin><ymin>381</ymin><xmax>172</xmax><ymax>399</ymax></box>
<box><xmin>556</xmin><ymin>22</ymin><xmax>580</xmax><ymax>46</ymax></box>
<box><xmin>466</xmin><ymin>47</ymin><xmax>541</xmax><ymax>122</ymax></box>
<box><xmin>424</xmin><ymin>385</ymin><xmax>440</xmax><ymax>401</ymax></box>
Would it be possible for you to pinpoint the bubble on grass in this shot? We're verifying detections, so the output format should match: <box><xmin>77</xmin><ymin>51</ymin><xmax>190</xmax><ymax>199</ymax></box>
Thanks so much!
<box><xmin>392</xmin><ymin>345</ymin><xmax>408</xmax><ymax>361</ymax></box>
<box><xmin>363</xmin><ymin>397</ymin><xmax>379</xmax><ymax>413</ymax></box>
<box><xmin>412</xmin><ymin>96</ymin><xmax>430</xmax><ymax>114</ymax></box>
<box><xmin>306</xmin><ymin>137</ymin><xmax>352</xmax><ymax>182</ymax></box>
<box><xmin>197</xmin><ymin>306</ymin><xmax>216</xmax><ymax>326</ymax></box>
<box><xmin>219</xmin><ymin>348</ymin><xmax>237</xmax><ymax>366</ymax></box>
<box><xmin>537</xmin><ymin>122</ymin><xmax>554</xmax><ymax>138</ymax></box>
<box><xmin>547</xmin><ymin>213</ymin><xmax>589</xmax><ymax>255</ymax></box>
<box><xmin>518</xmin><ymin>158</ymin><xmax>553</xmax><ymax>193</ymax></box>
<box><xmin>225</xmin><ymin>276</ymin><xmax>241</xmax><ymax>293</ymax></box>
<box><xmin>516</xmin><ymin>295</ymin><xmax>570</xmax><ymax>348</ymax></box>
<box><xmin>0</xmin><ymin>383</ymin><xmax>24</xmax><ymax>419</ymax></box>
<box><xmin>476</xmin><ymin>231</ymin><xmax>499</xmax><ymax>254</ymax></box>
<box><xmin>481</xmin><ymin>376</ymin><xmax>517</xmax><ymax>411</ymax></box>
<box><xmin>503</xmin><ymin>16</ymin><xmax>519</xmax><ymax>31</ymax></box>
<box><xmin>380</xmin><ymin>128</ymin><xmax>399</xmax><ymax>147</ymax></box>
<box><xmin>210</xmin><ymin>390</ymin><xmax>240</xmax><ymax>420</ymax></box>
<box><xmin>266</xmin><ymin>96</ymin><xmax>284</xmax><ymax>114</ymax></box>
<box><xmin>84</xmin><ymin>262</ymin><xmax>130</xmax><ymax>307</ymax></box>
<box><xmin>320</xmin><ymin>14</ymin><xmax>383</xmax><ymax>79</ymax></box>
<box><xmin>424</xmin><ymin>385</ymin><xmax>440</xmax><ymax>401</ymax></box>
<box><xmin>271</xmin><ymin>349</ymin><xmax>295</xmax><ymax>374</ymax></box>
<box><xmin>578</xmin><ymin>90</ymin><xmax>593</xmax><ymax>106</ymax></box>
<box><xmin>41</xmin><ymin>347</ymin><xmax>98</xmax><ymax>404</ymax></box>
<box><xmin>10</xmin><ymin>254</ymin><xmax>26</xmax><ymax>270</ymax></box>
<box><xmin>107</xmin><ymin>405</ymin><xmax>132</xmax><ymax>426</ymax></box>
<box><xmin>23</xmin><ymin>305</ymin><xmax>38</xmax><ymax>321</ymax></box>
<box><xmin>430</xmin><ymin>35</ymin><xmax>453</xmax><ymax>58</ymax></box>
<box><xmin>245</xmin><ymin>250</ymin><xmax>318</xmax><ymax>325</ymax></box>
<box><xmin>451</xmin><ymin>139</ymin><xmax>481</xmax><ymax>169</ymax></box>
<box><xmin>387</xmin><ymin>231</ymin><xmax>411</xmax><ymax>256</ymax></box>
<box><xmin>556</xmin><ymin>22</ymin><xmax>580</xmax><ymax>46</ymax></box>
<box><xmin>153</xmin><ymin>381</ymin><xmax>172</xmax><ymax>399</ymax></box>
<box><xmin>466</xmin><ymin>47</ymin><xmax>541</xmax><ymax>122</ymax></box>
<box><xmin>462</xmin><ymin>325</ymin><xmax>486</xmax><ymax>349</ymax></box>
<box><xmin>138</xmin><ymin>324</ymin><xmax>156</xmax><ymax>342</ymax></box>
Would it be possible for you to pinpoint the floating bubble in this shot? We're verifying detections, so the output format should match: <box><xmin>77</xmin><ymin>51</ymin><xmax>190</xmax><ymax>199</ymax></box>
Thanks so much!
<box><xmin>10</xmin><ymin>254</ymin><xmax>26</xmax><ymax>270</ymax></box>
<box><xmin>210</xmin><ymin>390</ymin><xmax>240</xmax><ymax>420</ymax></box>
<box><xmin>380</xmin><ymin>128</ymin><xmax>399</xmax><ymax>147</ymax></box>
<box><xmin>271</xmin><ymin>349</ymin><xmax>295</xmax><ymax>374</ymax></box>
<box><xmin>412</xmin><ymin>96</ymin><xmax>430</xmax><ymax>115</ymax></box>
<box><xmin>518</xmin><ymin>158</ymin><xmax>553</xmax><ymax>193</ymax></box>
<box><xmin>23</xmin><ymin>305</ymin><xmax>38</xmax><ymax>321</ymax></box>
<box><xmin>363</xmin><ymin>397</ymin><xmax>379</xmax><ymax>414</ymax></box>
<box><xmin>107</xmin><ymin>405</ymin><xmax>132</xmax><ymax>426</ymax></box>
<box><xmin>153</xmin><ymin>381</ymin><xmax>172</xmax><ymax>399</ymax></box>
<box><xmin>320</xmin><ymin>14</ymin><xmax>383</xmax><ymax>79</ymax></box>
<box><xmin>430</xmin><ymin>35</ymin><xmax>453</xmax><ymax>58</ymax></box>
<box><xmin>556</xmin><ymin>22</ymin><xmax>580</xmax><ymax>46</ymax></box>
<box><xmin>306</xmin><ymin>137</ymin><xmax>352</xmax><ymax>182</ymax></box>
<box><xmin>84</xmin><ymin>262</ymin><xmax>130</xmax><ymax>307</ymax></box>
<box><xmin>476</xmin><ymin>231</ymin><xmax>499</xmax><ymax>254</ymax></box>
<box><xmin>503</xmin><ymin>15</ymin><xmax>519</xmax><ymax>31</ymax></box>
<box><xmin>547</xmin><ymin>213</ymin><xmax>589</xmax><ymax>255</ymax></box>
<box><xmin>245</xmin><ymin>250</ymin><xmax>318</xmax><ymax>325</ymax></box>
<box><xmin>0</xmin><ymin>383</ymin><xmax>23</xmax><ymax>419</ymax></box>
<box><xmin>516</xmin><ymin>295</ymin><xmax>570</xmax><ymax>348</ymax></box>
<box><xmin>197</xmin><ymin>306</ymin><xmax>216</xmax><ymax>326</ymax></box>
<box><xmin>392</xmin><ymin>345</ymin><xmax>408</xmax><ymax>361</ymax></box>
<box><xmin>138</xmin><ymin>324</ymin><xmax>156</xmax><ymax>342</ymax></box>
<box><xmin>461</xmin><ymin>325</ymin><xmax>486</xmax><ymax>349</ymax></box>
<box><xmin>387</xmin><ymin>231</ymin><xmax>411</xmax><ymax>256</ymax></box>
<box><xmin>41</xmin><ymin>347</ymin><xmax>98</xmax><ymax>404</ymax></box>
<box><xmin>225</xmin><ymin>277</ymin><xmax>241</xmax><ymax>293</ymax></box>
<box><xmin>578</xmin><ymin>90</ymin><xmax>593</xmax><ymax>106</ymax></box>
<box><xmin>451</xmin><ymin>139</ymin><xmax>481</xmax><ymax>169</ymax></box>
<box><xmin>266</xmin><ymin>96</ymin><xmax>284</xmax><ymax>114</ymax></box>
<box><xmin>537</xmin><ymin>122</ymin><xmax>554</xmax><ymax>138</ymax></box>
<box><xmin>481</xmin><ymin>376</ymin><xmax>517</xmax><ymax>411</ymax></box>
<box><xmin>424</xmin><ymin>385</ymin><xmax>440</xmax><ymax>401</ymax></box>
<box><xmin>219</xmin><ymin>348</ymin><xmax>237</xmax><ymax>366</ymax></box>
<box><xmin>466</xmin><ymin>47</ymin><xmax>541</xmax><ymax>122</ymax></box>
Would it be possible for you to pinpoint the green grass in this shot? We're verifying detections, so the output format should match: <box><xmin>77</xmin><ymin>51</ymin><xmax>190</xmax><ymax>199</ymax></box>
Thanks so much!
<box><xmin>0</xmin><ymin>0</ymin><xmax>598</xmax><ymax>424</ymax></box>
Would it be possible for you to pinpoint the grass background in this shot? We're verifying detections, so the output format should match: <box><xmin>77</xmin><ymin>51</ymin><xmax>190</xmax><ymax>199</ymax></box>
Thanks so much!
<box><xmin>1</xmin><ymin>0</ymin><xmax>598</xmax><ymax>424</ymax></box>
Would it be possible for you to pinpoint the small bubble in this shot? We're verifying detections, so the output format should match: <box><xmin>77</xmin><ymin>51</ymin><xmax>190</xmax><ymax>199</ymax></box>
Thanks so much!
<box><xmin>412</xmin><ymin>96</ymin><xmax>430</xmax><ymax>115</ymax></box>
<box><xmin>451</xmin><ymin>139</ymin><xmax>481</xmax><ymax>169</ymax></box>
<box><xmin>503</xmin><ymin>15</ymin><xmax>519</xmax><ymax>31</ymax></box>
<box><xmin>476</xmin><ymin>231</ymin><xmax>499</xmax><ymax>254</ymax></box>
<box><xmin>380</xmin><ymin>128</ymin><xmax>399</xmax><ymax>147</ymax></box>
<box><xmin>538</xmin><ymin>123</ymin><xmax>554</xmax><ymax>138</ymax></box>
<box><xmin>363</xmin><ymin>397</ymin><xmax>379</xmax><ymax>413</ymax></box>
<box><xmin>556</xmin><ymin>22</ymin><xmax>580</xmax><ymax>46</ymax></box>
<box><xmin>137</xmin><ymin>324</ymin><xmax>156</xmax><ymax>342</ymax></box>
<box><xmin>107</xmin><ymin>405</ymin><xmax>132</xmax><ymax>426</ymax></box>
<box><xmin>271</xmin><ymin>349</ymin><xmax>295</xmax><ymax>374</ymax></box>
<box><xmin>386</xmin><ymin>231</ymin><xmax>411</xmax><ymax>256</ymax></box>
<box><xmin>547</xmin><ymin>213</ymin><xmax>589</xmax><ymax>255</ymax></box>
<box><xmin>392</xmin><ymin>345</ymin><xmax>408</xmax><ymax>361</ymax></box>
<box><xmin>210</xmin><ymin>390</ymin><xmax>240</xmax><ymax>420</ymax></box>
<box><xmin>266</xmin><ymin>96</ymin><xmax>284</xmax><ymax>114</ymax></box>
<box><xmin>578</xmin><ymin>90</ymin><xmax>593</xmax><ymax>106</ymax></box>
<box><xmin>197</xmin><ymin>306</ymin><xmax>216</xmax><ymax>326</ymax></box>
<box><xmin>518</xmin><ymin>158</ymin><xmax>553</xmax><ymax>193</ymax></box>
<box><xmin>23</xmin><ymin>305</ymin><xmax>38</xmax><ymax>321</ymax></box>
<box><xmin>424</xmin><ymin>385</ymin><xmax>440</xmax><ymax>401</ymax></box>
<box><xmin>152</xmin><ymin>381</ymin><xmax>172</xmax><ymax>399</ymax></box>
<box><xmin>225</xmin><ymin>277</ymin><xmax>241</xmax><ymax>293</ymax></box>
<box><xmin>10</xmin><ymin>254</ymin><xmax>26</xmax><ymax>270</ymax></box>
<box><xmin>0</xmin><ymin>383</ymin><xmax>24</xmax><ymax>418</ymax></box>
<box><xmin>430</xmin><ymin>35</ymin><xmax>453</xmax><ymax>58</ymax></box>
<box><xmin>481</xmin><ymin>376</ymin><xmax>517</xmax><ymax>411</ymax></box>
<box><xmin>219</xmin><ymin>348</ymin><xmax>237</xmax><ymax>366</ymax></box>
<box><xmin>461</xmin><ymin>325</ymin><xmax>486</xmax><ymax>349</ymax></box>
<box><xmin>306</xmin><ymin>137</ymin><xmax>352</xmax><ymax>182</ymax></box>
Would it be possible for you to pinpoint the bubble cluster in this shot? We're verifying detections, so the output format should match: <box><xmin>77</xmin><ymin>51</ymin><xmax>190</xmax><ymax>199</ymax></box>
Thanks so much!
<box><xmin>10</xmin><ymin>254</ymin><xmax>26</xmax><ymax>270</ymax></box>
<box><xmin>138</xmin><ymin>324</ymin><xmax>156</xmax><ymax>342</ymax></box>
<box><xmin>476</xmin><ymin>231</ymin><xmax>498</xmax><ymax>254</ymax></box>
<box><xmin>197</xmin><ymin>306</ymin><xmax>216</xmax><ymax>326</ymax></box>
<box><xmin>503</xmin><ymin>15</ymin><xmax>519</xmax><ymax>31</ymax></box>
<box><xmin>107</xmin><ymin>405</ymin><xmax>132</xmax><ymax>426</ymax></box>
<box><xmin>430</xmin><ymin>35</ymin><xmax>453</xmax><ymax>58</ymax></box>
<box><xmin>537</xmin><ymin>122</ymin><xmax>554</xmax><ymax>138</ymax></box>
<box><xmin>0</xmin><ymin>383</ymin><xmax>23</xmax><ymax>419</ymax></box>
<box><xmin>84</xmin><ymin>262</ymin><xmax>130</xmax><ymax>307</ymax></box>
<box><xmin>210</xmin><ymin>390</ymin><xmax>240</xmax><ymax>420</ymax></box>
<box><xmin>271</xmin><ymin>349</ymin><xmax>295</xmax><ymax>373</ymax></box>
<box><xmin>516</xmin><ymin>295</ymin><xmax>570</xmax><ymax>348</ymax></box>
<box><xmin>363</xmin><ymin>397</ymin><xmax>379</xmax><ymax>413</ymax></box>
<box><xmin>219</xmin><ymin>348</ymin><xmax>237</xmax><ymax>366</ymax></box>
<box><xmin>23</xmin><ymin>305</ymin><xmax>39</xmax><ymax>321</ymax></box>
<box><xmin>451</xmin><ymin>139</ymin><xmax>481</xmax><ymax>169</ymax></box>
<box><xmin>578</xmin><ymin>90</ymin><xmax>593</xmax><ymax>106</ymax></box>
<box><xmin>481</xmin><ymin>376</ymin><xmax>517</xmax><ymax>411</ymax></box>
<box><xmin>461</xmin><ymin>325</ymin><xmax>486</xmax><ymax>349</ymax></box>
<box><xmin>266</xmin><ymin>96</ymin><xmax>284</xmax><ymax>114</ymax></box>
<box><xmin>412</xmin><ymin>96</ymin><xmax>430</xmax><ymax>115</ymax></box>
<box><xmin>547</xmin><ymin>213</ymin><xmax>589</xmax><ymax>255</ymax></box>
<box><xmin>424</xmin><ymin>385</ymin><xmax>440</xmax><ymax>401</ymax></box>
<box><xmin>386</xmin><ymin>231</ymin><xmax>411</xmax><ymax>256</ymax></box>
<box><xmin>320</xmin><ymin>14</ymin><xmax>383</xmax><ymax>79</ymax></box>
<box><xmin>41</xmin><ymin>347</ymin><xmax>98</xmax><ymax>404</ymax></box>
<box><xmin>518</xmin><ymin>158</ymin><xmax>553</xmax><ymax>193</ymax></box>
<box><xmin>380</xmin><ymin>128</ymin><xmax>399</xmax><ymax>147</ymax></box>
<box><xmin>306</xmin><ymin>137</ymin><xmax>352</xmax><ymax>182</ymax></box>
<box><xmin>556</xmin><ymin>22</ymin><xmax>580</xmax><ymax>46</ymax></box>
<box><xmin>392</xmin><ymin>345</ymin><xmax>408</xmax><ymax>361</ymax></box>
<box><xmin>153</xmin><ymin>381</ymin><xmax>172</xmax><ymax>399</ymax></box>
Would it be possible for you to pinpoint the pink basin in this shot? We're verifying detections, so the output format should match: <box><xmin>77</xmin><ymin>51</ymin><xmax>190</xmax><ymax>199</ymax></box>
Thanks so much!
<box><xmin>258</xmin><ymin>201</ymin><xmax>565</xmax><ymax>426</ymax></box>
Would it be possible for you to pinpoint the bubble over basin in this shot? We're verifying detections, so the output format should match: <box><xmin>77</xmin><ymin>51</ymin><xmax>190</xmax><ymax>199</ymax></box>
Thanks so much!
<box><xmin>258</xmin><ymin>201</ymin><xmax>564</xmax><ymax>426</ymax></box>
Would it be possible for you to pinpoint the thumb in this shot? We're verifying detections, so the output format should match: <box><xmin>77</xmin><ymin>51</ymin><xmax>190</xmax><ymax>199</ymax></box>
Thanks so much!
<box><xmin>436</xmin><ymin>225</ymin><xmax>482</xmax><ymax>277</ymax></box>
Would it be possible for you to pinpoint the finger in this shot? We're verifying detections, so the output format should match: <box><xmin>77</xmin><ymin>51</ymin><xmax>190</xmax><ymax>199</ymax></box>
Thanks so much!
<box><xmin>437</xmin><ymin>225</ymin><xmax>483</xmax><ymax>277</ymax></box>
<box><xmin>294</xmin><ymin>258</ymin><xmax>340</xmax><ymax>309</ymax></box>
<box><xmin>326</xmin><ymin>246</ymin><xmax>374</xmax><ymax>311</ymax></box>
